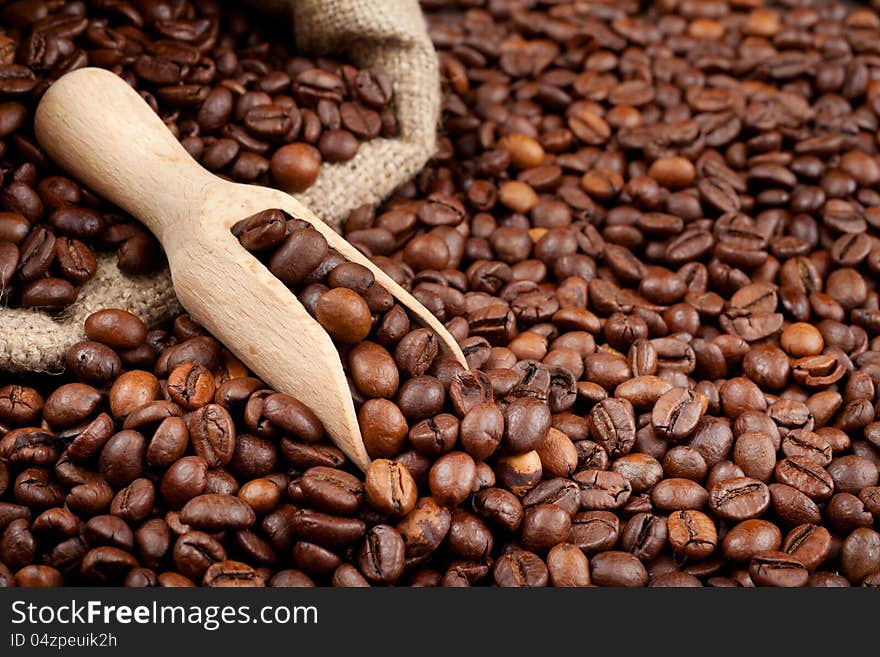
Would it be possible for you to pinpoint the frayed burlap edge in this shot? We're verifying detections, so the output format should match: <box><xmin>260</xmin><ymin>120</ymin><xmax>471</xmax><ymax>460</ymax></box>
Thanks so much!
<box><xmin>0</xmin><ymin>0</ymin><xmax>439</xmax><ymax>374</ymax></box>
<box><xmin>1</xmin><ymin>254</ymin><xmax>181</xmax><ymax>373</ymax></box>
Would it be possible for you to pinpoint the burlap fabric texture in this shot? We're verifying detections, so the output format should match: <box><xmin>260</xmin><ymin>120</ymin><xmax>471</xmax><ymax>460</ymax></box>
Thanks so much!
<box><xmin>0</xmin><ymin>0</ymin><xmax>440</xmax><ymax>373</ymax></box>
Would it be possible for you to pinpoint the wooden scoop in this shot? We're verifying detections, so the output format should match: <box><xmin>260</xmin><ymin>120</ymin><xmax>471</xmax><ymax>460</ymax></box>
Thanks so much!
<box><xmin>34</xmin><ymin>67</ymin><xmax>467</xmax><ymax>472</ymax></box>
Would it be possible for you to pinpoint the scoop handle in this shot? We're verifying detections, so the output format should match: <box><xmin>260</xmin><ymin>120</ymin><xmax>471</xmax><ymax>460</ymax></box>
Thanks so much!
<box><xmin>34</xmin><ymin>67</ymin><xmax>209</xmax><ymax>243</ymax></box>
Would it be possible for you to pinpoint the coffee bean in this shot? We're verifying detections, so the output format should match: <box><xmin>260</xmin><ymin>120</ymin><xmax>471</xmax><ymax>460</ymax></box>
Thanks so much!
<box><xmin>721</xmin><ymin>519</ymin><xmax>782</xmax><ymax>563</ymax></box>
<box><xmin>99</xmin><ymin>431</ymin><xmax>146</xmax><ymax>487</ymax></box>
<box><xmin>349</xmin><ymin>342</ymin><xmax>399</xmax><ymax>398</ymax></box>
<box><xmin>503</xmin><ymin>397</ymin><xmax>551</xmax><ymax>454</ymax></box>
<box><xmin>84</xmin><ymin>309</ymin><xmax>147</xmax><ymax>349</ymax></box>
<box><xmin>203</xmin><ymin>561</ymin><xmax>265</xmax><ymax>587</ymax></box>
<box><xmin>652</xmin><ymin>478</ymin><xmax>709</xmax><ymax>512</ymax></box>
<box><xmin>573</xmin><ymin>470</ymin><xmax>632</xmax><ymax>510</ymax></box>
<box><xmin>749</xmin><ymin>551</ymin><xmax>809</xmax><ymax>587</ymax></box>
<box><xmin>472</xmin><ymin>488</ymin><xmax>522</xmax><ymax>533</ymax></box>
<box><xmin>774</xmin><ymin>457</ymin><xmax>834</xmax><ymax>501</ymax></box>
<box><xmin>590</xmin><ymin>397</ymin><xmax>636</xmax><ymax>457</ymax></box>
<box><xmin>782</xmin><ymin>524</ymin><xmax>831</xmax><ymax>572</ymax></box>
<box><xmin>396</xmin><ymin>497</ymin><xmax>451</xmax><ymax>557</ymax></box>
<box><xmin>493</xmin><ymin>550</ymin><xmax>548</xmax><ymax>587</ymax></box>
<box><xmin>299</xmin><ymin>467</ymin><xmax>363</xmax><ymax>515</ymax></box>
<box><xmin>188</xmin><ymin>404</ymin><xmax>235</xmax><ymax>468</ymax></box>
<box><xmin>357</xmin><ymin>525</ymin><xmax>405</xmax><ymax>584</ymax></box>
<box><xmin>667</xmin><ymin>510</ymin><xmax>717</xmax><ymax>560</ymax></box>
<box><xmin>547</xmin><ymin>543</ymin><xmax>590</xmax><ymax>587</ymax></box>
<box><xmin>652</xmin><ymin>387</ymin><xmax>707</xmax><ymax>442</ymax></box>
<box><xmin>839</xmin><ymin>527</ymin><xmax>880</xmax><ymax>585</ymax></box>
<box><xmin>271</xmin><ymin>143</ymin><xmax>322</xmax><ymax>192</ymax></box>
<box><xmin>365</xmin><ymin>459</ymin><xmax>417</xmax><ymax>516</ymax></box>
<box><xmin>709</xmin><ymin>477</ymin><xmax>771</xmax><ymax>521</ymax></box>
<box><xmin>174</xmin><ymin>531</ymin><xmax>226</xmax><ymax>581</ymax></box>
<box><xmin>430</xmin><ymin>452</ymin><xmax>476</xmax><ymax>508</ymax></box>
<box><xmin>590</xmin><ymin>551</ymin><xmax>648</xmax><ymax>587</ymax></box>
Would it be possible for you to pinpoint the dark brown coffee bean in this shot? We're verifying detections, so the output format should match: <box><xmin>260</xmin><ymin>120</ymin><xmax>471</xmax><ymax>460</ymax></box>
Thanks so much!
<box><xmin>782</xmin><ymin>524</ymin><xmax>831</xmax><ymax>572</ymax></box>
<box><xmin>651</xmin><ymin>387</ymin><xmax>706</xmax><ymax>442</ymax></box>
<box><xmin>181</xmin><ymin>494</ymin><xmax>256</xmax><ymax>532</ymax></box>
<box><xmin>546</xmin><ymin>543</ymin><xmax>590</xmax><ymax>587</ymax></box>
<box><xmin>85</xmin><ymin>309</ymin><xmax>147</xmax><ymax>349</ymax></box>
<box><xmin>493</xmin><ymin>550</ymin><xmax>548</xmax><ymax>587</ymax></box>
<box><xmin>504</xmin><ymin>396</ymin><xmax>551</xmax><ymax>454</ymax></box>
<box><xmin>721</xmin><ymin>519</ymin><xmax>782</xmax><ymax>563</ymax></box>
<box><xmin>840</xmin><ymin>528</ymin><xmax>880</xmax><ymax>584</ymax></box>
<box><xmin>774</xmin><ymin>456</ymin><xmax>834</xmax><ymax>501</ymax></box>
<box><xmin>358</xmin><ymin>524</ymin><xmax>405</xmax><ymax>584</ymax></box>
<box><xmin>365</xmin><ymin>459</ymin><xmax>417</xmax><ymax>516</ymax></box>
<box><xmin>396</xmin><ymin>497</ymin><xmax>451</xmax><ymax>557</ymax></box>
<box><xmin>188</xmin><ymin>404</ymin><xmax>235</xmax><ymax>468</ymax></box>
<box><xmin>749</xmin><ymin>551</ymin><xmax>809</xmax><ymax>587</ymax></box>
<box><xmin>709</xmin><ymin>477</ymin><xmax>771</xmax><ymax>521</ymax></box>
<box><xmin>99</xmin><ymin>430</ymin><xmax>146</xmax><ymax>487</ymax></box>
<box><xmin>569</xmin><ymin>510</ymin><xmax>619</xmax><ymax>554</ymax></box>
<box><xmin>173</xmin><ymin>531</ymin><xmax>226</xmax><ymax>581</ymax></box>
<box><xmin>232</xmin><ymin>209</ymin><xmax>287</xmax><ymax>252</ymax></box>
<box><xmin>573</xmin><ymin>469</ymin><xmax>632</xmax><ymax>510</ymax></box>
<box><xmin>769</xmin><ymin>484</ymin><xmax>822</xmax><ymax>527</ymax></box>
<box><xmin>667</xmin><ymin>510</ymin><xmax>717</xmax><ymax>560</ymax></box>
<box><xmin>472</xmin><ymin>488</ymin><xmax>523</xmax><ymax>533</ymax></box>
<box><xmin>652</xmin><ymin>478</ymin><xmax>709</xmax><ymax>512</ymax></box>
<box><xmin>590</xmin><ymin>551</ymin><xmax>648</xmax><ymax>587</ymax></box>
<box><xmin>299</xmin><ymin>467</ymin><xmax>363</xmax><ymax>515</ymax></box>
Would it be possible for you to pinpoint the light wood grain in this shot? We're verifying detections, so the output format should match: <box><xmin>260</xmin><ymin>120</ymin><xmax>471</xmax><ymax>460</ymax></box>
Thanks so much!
<box><xmin>34</xmin><ymin>67</ymin><xmax>467</xmax><ymax>472</ymax></box>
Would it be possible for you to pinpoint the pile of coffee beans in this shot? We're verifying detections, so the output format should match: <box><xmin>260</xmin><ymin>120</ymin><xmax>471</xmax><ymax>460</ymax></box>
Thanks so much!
<box><xmin>4</xmin><ymin>0</ymin><xmax>880</xmax><ymax>587</ymax></box>
<box><xmin>0</xmin><ymin>0</ymin><xmax>394</xmax><ymax>308</ymax></box>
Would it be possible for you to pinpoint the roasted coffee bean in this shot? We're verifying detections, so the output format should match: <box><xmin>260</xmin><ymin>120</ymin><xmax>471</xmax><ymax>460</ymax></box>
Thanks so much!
<box><xmin>769</xmin><ymin>484</ymin><xmax>822</xmax><ymax>527</ymax></box>
<box><xmin>591</xmin><ymin>397</ymin><xmax>636</xmax><ymax>457</ymax></box>
<box><xmin>203</xmin><ymin>561</ymin><xmax>265</xmax><ymax>588</ymax></box>
<box><xmin>721</xmin><ymin>519</ymin><xmax>783</xmax><ymax>563</ymax></box>
<box><xmin>709</xmin><ymin>477</ymin><xmax>770</xmax><ymax>522</ymax></box>
<box><xmin>188</xmin><ymin>404</ymin><xmax>235</xmax><ymax>468</ymax></box>
<box><xmin>181</xmin><ymin>494</ymin><xmax>256</xmax><ymax>532</ymax></box>
<box><xmin>570</xmin><ymin>511</ymin><xmax>619</xmax><ymax>555</ymax></box>
<box><xmin>430</xmin><ymin>452</ymin><xmax>476</xmax><ymax>508</ymax></box>
<box><xmin>652</xmin><ymin>387</ymin><xmax>707</xmax><ymax>442</ymax></box>
<box><xmin>472</xmin><ymin>488</ymin><xmax>523</xmax><ymax>533</ymax></box>
<box><xmin>357</xmin><ymin>525</ymin><xmax>405</xmax><ymax>585</ymax></box>
<box><xmin>365</xmin><ymin>459</ymin><xmax>417</xmax><ymax>516</ymax></box>
<box><xmin>99</xmin><ymin>431</ymin><xmax>146</xmax><ymax>487</ymax></box>
<box><xmin>774</xmin><ymin>457</ymin><xmax>834</xmax><ymax>501</ymax></box>
<box><xmin>160</xmin><ymin>456</ymin><xmax>208</xmax><ymax>510</ymax></box>
<box><xmin>667</xmin><ymin>510</ymin><xmax>717</xmax><ymax>560</ymax></box>
<box><xmin>397</xmin><ymin>497</ymin><xmax>451</xmax><ymax>557</ymax></box>
<box><xmin>173</xmin><ymin>531</ymin><xmax>226</xmax><ymax>581</ymax></box>
<box><xmin>546</xmin><ymin>543</ymin><xmax>590</xmax><ymax>587</ymax></box>
<box><xmin>652</xmin><ymin>478</ymin><xmax>709</xmax><ymax>512</ymax></box>
<box><xmin>782</xmin><ymin>524</ymin><xmax>831</xmax><ymax>572</ymax></box>
<box><xmin>299</xmin><ymin>467</ymin><xmax>363</xmax><ymax>515</ymax></box>
<box><xmin>84</xmin><ymin>309</ymin><xmax>147</xmax><ymax>350</ymax></box>
<box><xmin>493</xmin><ymin>550</ymin><xmax>548</xmax><ymax>587</ymax></box>
<box><xmin>749</xmin><ymin>551</ymin><xmax>809</xmax><ymax>587</ymax></box>
<box><xmin>590</xmin><ymin>551</ymin><xmax>648</xmax><ymax>588</ymax></box>
<box><xmin>621</xmin><ymin>513</ymin><xmax>667</xmax><ymax>562</ymax></box>
<box><xmin>43</xmin><ymin>383</ymin><xmax>101</xmax><ymax>429</ymax></box>
<box><xmin>574</xmin><ymin>470</ymin><xmax>632</xmax><ymax>511</ymax></box>
<box><xmin>110</xmin><ymin>478</ymin><xmax>155</xmax><ymax>523</ymax></box>
<box><xmin>840</xmin><ymin>528</ymin><xmax>880</xmax><ymax>584</ymax></box>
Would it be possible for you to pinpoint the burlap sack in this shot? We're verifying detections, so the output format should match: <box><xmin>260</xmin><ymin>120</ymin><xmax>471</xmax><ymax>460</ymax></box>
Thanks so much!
<box><xmin>0</xmin><ymin>0</ymin><xmax>439</xmax><ymax>373</ymax></box>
